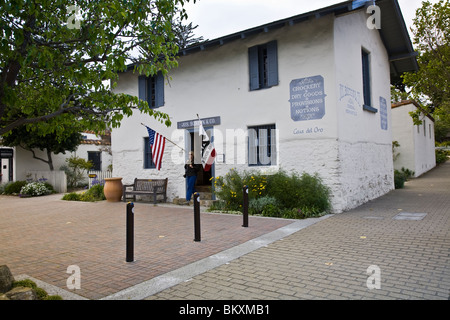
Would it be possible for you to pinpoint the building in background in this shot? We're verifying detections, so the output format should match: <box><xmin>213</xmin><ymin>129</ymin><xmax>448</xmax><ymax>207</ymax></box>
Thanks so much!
<box><xmin>392</xmin><ymin>100</ymin><xmax>436</xmax><ymax>177</ymax></box>
<box><xmin>0</xmin><ymin>131</ymin><xmax>112</xmax><ymax>188</ymax></box>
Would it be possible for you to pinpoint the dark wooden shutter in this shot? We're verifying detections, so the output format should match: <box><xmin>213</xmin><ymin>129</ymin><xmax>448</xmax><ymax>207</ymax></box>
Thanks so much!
<box><xmin>266</xmin><ymin>41</ymin><xmax>279</xmax><ymax>87</ymax></box>
<box><xmin>138</xmin><ymin>75</ymin><xmax>146</xmax><ymax>108</ymax></box>
<box><xmin>248</xmin><ymin>46</ymin><xmax>260</xmax><ymax>91</ymax></box>
<box><xmin>155</xmin><ymin>72</ymin><xmax>165</xmax><ymax>107</ymax></box>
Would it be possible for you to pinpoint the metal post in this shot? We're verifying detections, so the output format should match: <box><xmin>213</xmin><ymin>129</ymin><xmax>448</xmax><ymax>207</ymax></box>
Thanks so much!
<box><xmin>126</xmin><ymin>202</ymin><xmax>134</xmax><ymax>262</ymax></box>
<box><xmin>243</xmin><ymin>185</ymin><xmax>249</xmax><ymax>227</ymax></box>
<box><xmin>193</xmin><ymin>192</ymin><xmax>201</xmax><ymax>242</ymax></box>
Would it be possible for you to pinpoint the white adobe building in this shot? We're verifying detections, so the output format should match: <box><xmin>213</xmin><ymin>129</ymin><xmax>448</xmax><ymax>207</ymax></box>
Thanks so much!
<box><xmin>111</xmin><ymin>0</ymin><xmax>418</xmax><ymax>213</ymax></box>
<box><xmin>392</xmin><ymin>100</ymin><xmax>436</xmax><ymax>177</ymax></box>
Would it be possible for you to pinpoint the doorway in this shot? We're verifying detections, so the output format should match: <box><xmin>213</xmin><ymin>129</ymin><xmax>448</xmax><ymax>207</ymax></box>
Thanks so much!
<box><xmin>0</xmin><ymin>148</ymin><xmax>14</xmax><ymax>183</ymax></box>
<box><xmin>188</xmin><ymin>129</ymin><xmax>213</xmax><ymax>186</ymax></box>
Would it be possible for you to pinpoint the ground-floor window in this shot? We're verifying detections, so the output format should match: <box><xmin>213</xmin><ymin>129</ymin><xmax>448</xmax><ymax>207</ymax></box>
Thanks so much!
<box><xmin>248</xmin><ymin>124</ymin><xmax>277</xmax><ymax>166</ymax></box>
<box><xmin>88</xmin><ymin>151</ymin><xmax>101</xmax><ymax>171</ymax></box>
<box><xmin>143</xmin><ymin>137</ymin><xmax>156</xmax><ymax>169</ymax></box>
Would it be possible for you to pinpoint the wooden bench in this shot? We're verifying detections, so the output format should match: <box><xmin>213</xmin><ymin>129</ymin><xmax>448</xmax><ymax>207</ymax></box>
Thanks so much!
<box><xmin>122</xmin><ymin>178</ymin><xmax>168</xmax><ymax>204</ymax></box>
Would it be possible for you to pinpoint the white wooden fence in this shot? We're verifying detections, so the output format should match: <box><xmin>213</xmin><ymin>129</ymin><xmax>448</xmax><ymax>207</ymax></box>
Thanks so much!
<box><xmin>87</xmin><ymin>170</ymin><xmax>112</xmax><ymax>188</ymax></box>
<box><xmin>26</xmin><ymin>170</ymin><xmax>67</xmax><ymax>193</ymax></box>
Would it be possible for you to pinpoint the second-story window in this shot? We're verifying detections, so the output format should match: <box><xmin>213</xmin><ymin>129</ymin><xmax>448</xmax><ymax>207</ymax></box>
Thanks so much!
<box><xmin>138</xmin><ymin>72</ymin><xmax>165</xmax><ymax>108</ymax></box>
<box><xmin>249</xmin><ymin>41</ymin><xmax>279</xmax><ymax>91</ymax></box>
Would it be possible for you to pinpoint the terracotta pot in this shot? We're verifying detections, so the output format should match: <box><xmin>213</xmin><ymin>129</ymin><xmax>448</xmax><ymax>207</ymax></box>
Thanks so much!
<box><xmin>103</xmin><ymin>177</ymin><xmax>123</xmax><ymax>202</ymax></box>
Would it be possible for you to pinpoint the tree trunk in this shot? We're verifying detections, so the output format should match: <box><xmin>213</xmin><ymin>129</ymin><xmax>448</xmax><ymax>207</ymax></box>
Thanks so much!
<box><xmin>23</xmin><ymin>146</ymin><xmax>54</xmax><ymax>171</ymax></box>
<box><xmin>46</xmin><ymin>149</ymin><xmax>54</xmax><ymax>171</ymax></box>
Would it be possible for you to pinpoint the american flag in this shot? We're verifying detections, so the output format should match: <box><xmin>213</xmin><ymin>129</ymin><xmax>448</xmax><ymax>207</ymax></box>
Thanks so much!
<box><xmin>146</xmin><ymin>126</ymin><xmax>166</xmax><ymax>170</ymax></box>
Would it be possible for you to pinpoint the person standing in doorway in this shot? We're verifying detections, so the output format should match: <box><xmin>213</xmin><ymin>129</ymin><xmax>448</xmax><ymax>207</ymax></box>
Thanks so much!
<box><xmin>184</xmin><ymin>151</ymin><xmax>201</xmax><ymax>202</ymax></box>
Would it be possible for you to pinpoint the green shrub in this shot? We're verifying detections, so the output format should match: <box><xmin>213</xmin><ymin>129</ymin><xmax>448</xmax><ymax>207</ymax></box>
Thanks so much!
<box><xmin>62</xmin><ymin>192</ymin><xmax>81</xmax><ymax>201</ymax></box>
<box><xmin>12</xmin><ymin>279</ymin><xmax>37</xmax><ymax>289</ymax></box>
<box><xmin>400</xmin><ymin>167</ymin><xmax>415</xmax><ymax>180</ymax></box>
<box><xmin>394</xmin><ymin>167</ymin><xmax>415</xmax><ymax>189</ymax></box>
<box><xmin>281</xmin><ymin>206</ymin><xmax>326</xmax><ymax>219</ymax></box>
<box><xmin>79</xmin><ymin>184</ymin><xmax>105</xmax><ymax>202</ymax></box>
<box><xmin>281</xmin><ymin>208</ymin><xmax>305</xmax><ymax>219</ymax></box>
<box><xmin>4</xmin><ymin>181</ymin><xmax>27</xmax><ymax>194</ymax></box>
<box><xmin>261</xmin><ymin>203</ymin><xmax>281</xmax><ymax>217</ymax></box>
<box><xmin>62</xmin><ymin>184</ymin><xmax>105</xmax><ymax>202</ymax></box>
<box><xmin>85</xmin><ymin>184</ymin><xmax>105</xmax><ymax>200</ymax></box>
<box><xmin>0</xmin><ymin>182</ymin><xmax>9</xmax><ymax>194</ymax></box>
<box><xmin>212</xmin><ymin>169</ymin><xmax>246</xmax><ymax>211</ymax></box>
<box><xmin>12</xmin><ymin>279</ymin><xmax>63</xmax><ymax>300</ymax></box>
<box><xmin>20</xmin><ymin>182</ymin><xmax>53</xmax><ymax>197</ymax></box>
<box><xmin>61</xmin><ymin>156</ymin><xmax>93</xmax><ymax>188</ymax></box>
<box><xmin>266</xmin><ymin>170</ymin><xmax>330</xmax><ymax>213</ymax></box>
<box><xmin>436</xmin><ymin>149</ymin><xmax>449</xmax><ymax>164</ymax></box>
<box><xmin>34</xmin><ymin>287</ymin><xmax>49</xmax><ymax>300</ymax></box>
<box><xmin>249</xmin><ymin>196</ymin><xmax>280</xmax><ymax>216</ymax></box>
<box><xmin>394</xmin><ymin>170</ymin><xmax>406</xmax><ymax>189</ymax></box>
<box><xmin>43</xmin><ymin>182</ymin><xmax>56</xmax><ymax>193</ymax></box>
<box><xmin>212</xmin><ymin>168</ymin><xmax>331</xmax><ymax>218</ymax></box>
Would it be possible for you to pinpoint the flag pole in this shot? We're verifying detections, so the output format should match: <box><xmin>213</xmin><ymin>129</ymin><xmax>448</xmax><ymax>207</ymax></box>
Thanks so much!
<box><xmin>141</xmin><ymin>123</ymin><xmax>185</xmax><ymax>151</ymax></box>
<box><xmin>196</xmin><ymin>114</ymin><xmax>209</xmax><ymax>141</ymax></box>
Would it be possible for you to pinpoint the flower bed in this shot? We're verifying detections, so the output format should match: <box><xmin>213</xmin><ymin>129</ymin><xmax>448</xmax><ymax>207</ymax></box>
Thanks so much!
<box><xmin>209</xmin><ymin>168</ymin><xmax>331</xmax><ymax>219</ymax></box>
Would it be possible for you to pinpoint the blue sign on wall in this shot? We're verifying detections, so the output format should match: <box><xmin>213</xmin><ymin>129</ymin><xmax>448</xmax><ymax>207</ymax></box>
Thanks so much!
<box><xmin>380</xmin><ymin>96</ymin><xmax>388</xmax><ymax>130</ymax></box>
<box><xmin>290</xmin><ymin>76</ymin><xmax>326</xmax><ymax>122</ymax></box>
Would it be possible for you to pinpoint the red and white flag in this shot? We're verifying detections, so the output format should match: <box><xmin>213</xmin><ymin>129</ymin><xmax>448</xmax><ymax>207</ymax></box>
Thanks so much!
<box><xmin>197</xmin><ymin>115</ymin><xmax>215</xmax><ymax>171</ymax></box>
<box><xmin>202</xmin><ymin>143</ymin><xmax>216</xmax><ymax>172</ymax></box>
<box><xmin>146</xmin><ymin>126</ymin><xmax>166</xmax><ymax>170</ymax></box>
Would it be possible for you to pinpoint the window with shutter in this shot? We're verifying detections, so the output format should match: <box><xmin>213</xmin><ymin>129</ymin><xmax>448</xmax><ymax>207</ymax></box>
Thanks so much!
<box><xmin>249</xmin><ymin>41</ymin><xmax>279</xmax><ymax>91</ymax></box>
<box><xmin>138</xmin><ymin>72</ymin><xmax>165</xmax><ymax>108</ymax></box>
<box><xmin>248</xmin><ymin>124</ymin><xmax>277</xmax><ymax>166</ymax></box>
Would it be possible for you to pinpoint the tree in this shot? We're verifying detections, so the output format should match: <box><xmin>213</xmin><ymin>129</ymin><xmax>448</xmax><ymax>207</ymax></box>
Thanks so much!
<box><xmin>0</xmin><ymin>0</ymin><xmax>196</xmax><ymax>139</ymax></box>
<box><xmin>1</xmin><ymin>125</ymin><xmax>82</xmax><ymax>170</ymax></box>
<box><xmin>171</xmin><ymin>18</ymin><xmax>205</xmax><ymax>49</ymax></box>
<box><xmin>399</xmin><ymin>0</ymin><xmax>450</xmax><ymax>141</ymax></box>
<box><xmin>62</xmin><ymin>155</ymin><xmax>93</xmax><ymax>188</ymax></box>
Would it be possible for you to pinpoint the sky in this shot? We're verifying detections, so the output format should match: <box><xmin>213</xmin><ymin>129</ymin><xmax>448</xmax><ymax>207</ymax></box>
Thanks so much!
<box><xmin>183</xmin><ymin>0</ymin><xmax>439</xmax><ymax>41</ymax></box>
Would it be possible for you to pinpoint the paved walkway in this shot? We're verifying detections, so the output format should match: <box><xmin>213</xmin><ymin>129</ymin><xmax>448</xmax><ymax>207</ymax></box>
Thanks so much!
<box><xmin>1</xmin><ymin>162</ymin><xmax>449</xmax><ymax>300</ymax></box>
<box><xmin>145</xmin><ymin>162</ymin><xmax>450</xmax><ymax>300</ymax></box>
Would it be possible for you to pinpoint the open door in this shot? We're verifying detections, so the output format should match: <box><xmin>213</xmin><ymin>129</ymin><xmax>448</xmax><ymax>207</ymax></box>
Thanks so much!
<box><xmin>189</xmin><ymin>131</ymin><xmax>212</xmax><ymax>187</ymax></box>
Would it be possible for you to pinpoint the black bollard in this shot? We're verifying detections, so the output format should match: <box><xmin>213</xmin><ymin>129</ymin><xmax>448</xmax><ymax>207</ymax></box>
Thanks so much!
<box><xmin>126</xmin><ymin>202</ymin><xmax>134</xmax><ymax>262</ymax></box>
<box><xmin>242</xmin><ymin>185</ymin><xmax>249</xmax><ymax>227</ymax></box>
<box><xmin>193</xmin><ymin>193</ymin><xmax>201</xmax><ymax>242</ymax></box>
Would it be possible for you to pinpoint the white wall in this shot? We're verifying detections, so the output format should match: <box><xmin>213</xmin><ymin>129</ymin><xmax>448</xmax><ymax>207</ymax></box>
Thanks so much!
<box><xmin>392</xmin><ymin>103</ymin><xmax>436</xmax><ymax>177</ymax></box>
<box><xmin>14</xmin><ymin>144</ymin><xmax>112</xmax><ymax>183</ymax></box>
<box><xmin>333</xmin><ymin>10</ymin><xmax>394</xmax><ymax>211</ymax></box>
<box><xmin>415</xmin><ymin>116</ymin><xmax>436</xmax><ymax>176</ymax></box>
<box><xmin>392</xmin><ymin>104</ymin><xmax>416</xmax><ymax>171</ymax></box>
